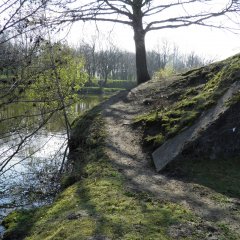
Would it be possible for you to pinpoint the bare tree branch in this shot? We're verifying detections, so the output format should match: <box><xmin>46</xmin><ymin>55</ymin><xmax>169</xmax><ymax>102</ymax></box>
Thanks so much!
<box><xmin>42</xmin><ymin>0</ymin><xmax>240</xmax><ymax>83</ymax></box>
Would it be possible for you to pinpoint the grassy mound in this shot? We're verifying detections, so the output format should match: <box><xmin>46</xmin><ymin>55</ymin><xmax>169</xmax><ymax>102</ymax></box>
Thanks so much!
<box><xmin>133</xmin><ymin>54</ymin><xmax>240</xmax><ymax>199</ymax></box>
<box><xmin>135</xmin><ymin>54</ymin><xmax>240</xmax><ymax>148</ymax></box>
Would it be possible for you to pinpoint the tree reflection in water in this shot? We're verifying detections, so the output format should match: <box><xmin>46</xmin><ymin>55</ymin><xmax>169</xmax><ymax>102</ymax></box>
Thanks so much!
<box><xmin>0</xmin><ymin>95</ymin><xmax>104</xmax><ymax>223</ymax></box>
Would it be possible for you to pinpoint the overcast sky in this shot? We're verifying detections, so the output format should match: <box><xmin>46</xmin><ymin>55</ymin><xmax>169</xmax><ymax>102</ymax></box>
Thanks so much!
<box><xmin>1</xmin><ymin>0</ymin><xmax>238</xmax><ymax>61</ymax></box>
<box><xmin>52</xmin><ymin>0</ymin><xmax>240</xmax><ymax>61</ymax></box>
<box><xmin>65</xmin><ymin>20</ymin><xmax>240</xmax><ymax>61</ymax></box>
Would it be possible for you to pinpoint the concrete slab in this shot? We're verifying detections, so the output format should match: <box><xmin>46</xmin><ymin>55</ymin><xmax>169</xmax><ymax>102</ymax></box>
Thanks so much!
<box><xmin>152</xmin><ymin>81</ymin><xmax>240</xmax><ymax>172</ymax></box>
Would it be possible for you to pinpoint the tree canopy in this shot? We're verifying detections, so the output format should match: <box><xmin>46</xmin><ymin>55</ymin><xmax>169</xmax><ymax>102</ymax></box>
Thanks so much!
<box><xmin>1</xmin><ymin>0</ymin><xmax>239</xmax><ymax>84</ymax></box>
<box><xmin>46</xmin><ymin>0</ymin><xmax>240</xmax><ymax>84</ymax></box>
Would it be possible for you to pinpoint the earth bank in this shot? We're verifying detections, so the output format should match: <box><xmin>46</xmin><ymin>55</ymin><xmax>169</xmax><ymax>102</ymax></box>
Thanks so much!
<box><xmin>2</xmin><ymin>54</ymin><xmax>240</xmax><ymax>240</ymax></box>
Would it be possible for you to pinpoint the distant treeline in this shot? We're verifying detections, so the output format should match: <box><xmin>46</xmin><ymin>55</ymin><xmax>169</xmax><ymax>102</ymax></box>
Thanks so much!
<box><xmin>0</xmin><ymin>33</ymin><xmax>211</xmax><ymax>86</ymax></box>
<box><xmin>77</xmin><ymin>40</ymin><xmax>212</xmax><ymax>85</ymax></box>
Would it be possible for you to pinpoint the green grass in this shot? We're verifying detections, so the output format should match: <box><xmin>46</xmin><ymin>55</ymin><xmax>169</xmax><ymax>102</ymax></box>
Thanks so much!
<box><xmin>3</xmin><ymin>89</ymin><xmax>240</xmax><ymax>240</ymax></box>
<box><xmin>3</xmin><ymin>54</ymin><xmax>240</xmax><ymax>239</ymax></box>
<box><xmin>0</xmin><ymin>74</ymin><xmax>13</xmax><ymax>80</ymax></box>
<box><xmin>86</xmin><ymin>79</ymin><xmax>137</xmax><ymax>89</ymax></box>
<box><xmin>3</xmin><ymin>172</ymin><xmax>194</xmax><ymax>240</ymax></box>
<box><xmin>79</xmin><ymin>87</ymin><xmax>125</xmax><ymax>94</ymax></box>
<box><xmin>167</xmin><ymin>156</ymin><xmax>240</xmax><ymax>199</ymax></box>
<box><xmin>1</xmin><ymin>106</ymin><xmax>213</xmax><ymax>240</ymax></box>
<box><xmin>226</xmin><ymin>91</ymin><xmax>240</xmax><ymax>106</ymax></box>
<box><xmin>105</xmin><ymin>80</ymin><xmax>136</xmax><ymax>89</ymax></box>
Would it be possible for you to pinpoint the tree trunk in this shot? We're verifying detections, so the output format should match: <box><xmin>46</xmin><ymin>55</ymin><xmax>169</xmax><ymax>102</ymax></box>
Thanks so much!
<box><xmin>104</xmin><ymin>72</ymin><xmax>108</xmax><ymax>86</ymax></box>
<box><xmin>133</xmin><ymin>27</ymin><xmax>150</xmax><ymax>85</ymax></box>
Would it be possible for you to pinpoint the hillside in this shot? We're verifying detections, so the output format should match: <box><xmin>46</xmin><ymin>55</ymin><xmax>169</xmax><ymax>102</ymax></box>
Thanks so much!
<box><xmin>2</xmin><ymin>54</ymin><xmax>240</xmax><ymax>240</ymax></box>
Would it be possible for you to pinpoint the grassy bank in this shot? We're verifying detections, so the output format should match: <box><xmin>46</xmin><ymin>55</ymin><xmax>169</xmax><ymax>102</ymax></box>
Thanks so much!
<box><xmin>79</xmin><ymin>87</ymin><xmax>125</xmax><ymax>94</ymax></box>
<box><xmin>79</xmin><ymin>79</ymin><xmax>137</xmax><ymax>94</ymax></box>
<box><xmin>3</xmin><ymin>105</ymin><xmax>238</xmax><ymax>240</ymax></box>
<box><xmin>85</xmin><ymin>80</ymin><xmax>137</xmax><ymax>89</ymax></box>
<box><xmin>2</xmin><ymin>55</ymin><xmax>240</xmax><ymax>239</ymax></box>
<box><xmin>164</xmin><ymin>155</ymin><xmax>240</xmax><ymax>200</ymax></box>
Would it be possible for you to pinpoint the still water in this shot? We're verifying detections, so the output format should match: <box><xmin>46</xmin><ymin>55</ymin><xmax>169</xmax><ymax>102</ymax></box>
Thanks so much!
<box><xmin>0</xmin><ymin>94</ymin><xmax>104</xmax><ymax>234</ymax></box>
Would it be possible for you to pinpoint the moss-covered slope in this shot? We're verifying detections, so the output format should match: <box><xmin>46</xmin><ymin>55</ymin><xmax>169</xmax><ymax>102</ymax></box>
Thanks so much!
<box><xmin>135</xmin><ymin>54</ymin><xmax>240</xmax><ymax>149</ymax></box>
<box><xmin>3</xmin><ymin>105</ymin><xmax>239</xmax><ymax>239</ymax></box>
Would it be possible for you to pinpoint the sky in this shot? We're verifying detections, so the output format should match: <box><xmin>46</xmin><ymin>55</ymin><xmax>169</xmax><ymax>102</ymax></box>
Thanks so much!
<box><xmin>1</xmin><ymin>0</ymin><xmax>239</xmax><ymax>61</ymax></box>
<box><xmin>66</xmin><ymin>20</ymin><xmax>240</xmax><ymax>61</ymax></box>
<box><xmin>48</xmin><ymin>0</ymin><xmax>240</xmax><ymax>62</ymax></box>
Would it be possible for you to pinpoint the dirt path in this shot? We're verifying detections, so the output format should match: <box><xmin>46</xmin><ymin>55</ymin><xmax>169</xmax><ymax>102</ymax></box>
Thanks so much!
<box><xmin>101</xmin><ymin>81</ymin><xmax>240</xmax><ymax>237</ymax></box>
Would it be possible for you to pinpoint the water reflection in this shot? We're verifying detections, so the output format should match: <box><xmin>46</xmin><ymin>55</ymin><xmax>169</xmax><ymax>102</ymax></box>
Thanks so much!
<box><xmin>0</xmin><ymin>94</ymin><xmax>104</xmax><ymax>231</ymax></box>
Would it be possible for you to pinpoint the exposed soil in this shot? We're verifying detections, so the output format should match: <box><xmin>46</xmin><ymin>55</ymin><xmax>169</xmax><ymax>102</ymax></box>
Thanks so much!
<box><xmin>101</xmin><ymin>78</ymin><xmax>240</xmax><ymax>238</ymax></box>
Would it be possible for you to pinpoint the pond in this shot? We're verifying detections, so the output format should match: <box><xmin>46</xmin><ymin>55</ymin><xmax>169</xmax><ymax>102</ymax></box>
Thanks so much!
<box><xmin>0</xmin><ymin>94</ymin><xmax>105</xmax><ymax>237</ymax></box>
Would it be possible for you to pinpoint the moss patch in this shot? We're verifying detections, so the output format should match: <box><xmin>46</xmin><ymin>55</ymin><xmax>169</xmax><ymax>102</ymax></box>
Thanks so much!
<box><xmin>165</xmin><ymin>156</ymin><xmax>240</xmax><ymax>199</ymax></box>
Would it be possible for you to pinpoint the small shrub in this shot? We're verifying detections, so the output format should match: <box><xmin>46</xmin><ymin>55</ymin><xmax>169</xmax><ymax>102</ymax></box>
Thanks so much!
<box><xmin>154</xmin><ymin>66</ymin><xmax>175</xmax><ymax>80</ymax></box>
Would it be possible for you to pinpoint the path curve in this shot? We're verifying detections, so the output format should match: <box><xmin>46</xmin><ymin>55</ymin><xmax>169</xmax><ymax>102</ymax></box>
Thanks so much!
<box><xmin>100</xmin><ymin>82</ymin><xmax>240</xmax><ymax>236</ymax></box>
